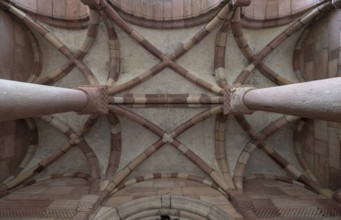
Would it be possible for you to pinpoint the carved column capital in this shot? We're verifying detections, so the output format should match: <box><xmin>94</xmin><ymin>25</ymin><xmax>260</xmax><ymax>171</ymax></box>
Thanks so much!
<box><xmin>223</xmin><ymin>85</ymin><xmax>255</xmax><ymax>114</ymax></box>
<box><xmin>77</xmin><ymin>85</ymin><xmax>108</xmax><ymax>115</ymax></box>
<box><xmin>229</xmin><ymin>86</ymin><xmax>255</xmax><ymax>114</ymax></box>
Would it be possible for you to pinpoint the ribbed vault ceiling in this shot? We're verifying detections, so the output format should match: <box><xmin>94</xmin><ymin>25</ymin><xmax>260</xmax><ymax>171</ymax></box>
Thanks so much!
<box><xmin>0</xmin><ymin>0</ymin><xmax>340</xmax><ymax>220</ymax></box>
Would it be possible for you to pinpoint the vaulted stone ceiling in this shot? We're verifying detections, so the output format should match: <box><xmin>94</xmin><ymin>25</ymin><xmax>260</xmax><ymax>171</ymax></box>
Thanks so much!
<box><xmin>0</xmin><ymin>0</ymin><xmax>340</xmax><ymax>219</ymax></box>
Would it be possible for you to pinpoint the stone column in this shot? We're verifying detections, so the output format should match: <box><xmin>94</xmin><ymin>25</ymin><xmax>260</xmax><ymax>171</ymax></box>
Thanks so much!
<box><xmin>242</xmin><ymin>77</ymin><xmax>341</xmax><ymax>122</ymax></box>
<box><xmin>0</xmin><ymin>80</ymin><xmax>108</xmax><ymax>121</ymax></box>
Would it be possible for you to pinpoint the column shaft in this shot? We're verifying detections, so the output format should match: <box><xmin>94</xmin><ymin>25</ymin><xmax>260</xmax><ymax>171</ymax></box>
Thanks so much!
<box><xmin>243</xmin><ymin>78</ymin><xmax>341</xmax><ymax>122</ymax></box>
<box><xmin>0</xmin><ymin>80</ymin><xmax>88</xmax><ymax>121</ymax></box>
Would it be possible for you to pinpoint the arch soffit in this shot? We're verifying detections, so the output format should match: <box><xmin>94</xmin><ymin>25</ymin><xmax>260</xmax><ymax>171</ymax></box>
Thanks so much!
<box><xmin>97</xmin><ymin>195</ymin><xmax>236</xmax><ymax>220</ymax></box>
<box><xmin>7</xmin><ymin>0</ymin><xmax>89</xmax><ymax>28</ymax></box>
<box><xmin>241</xmin><ymin>0</ymin><xmax>322</xmax><ymax>28</ymax></box>
<box><xmin>109</xmin><ymin>0</ymin><xmax>224</xmax><ymax>29</ymax></box>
